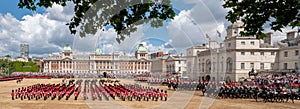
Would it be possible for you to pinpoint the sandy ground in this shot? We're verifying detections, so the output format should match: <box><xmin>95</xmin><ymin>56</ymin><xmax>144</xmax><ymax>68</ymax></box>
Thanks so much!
<box><xmin>0</xmin><ymin>78</ymin><xmax>299</xmax><ymax>109</ymax></box>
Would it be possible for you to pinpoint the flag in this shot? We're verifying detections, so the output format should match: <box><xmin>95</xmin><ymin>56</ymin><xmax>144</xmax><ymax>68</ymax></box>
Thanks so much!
<box><xmin>217</xmin><ymin>30</ymin><xmax>221</xmax><ymax>37</ymax></box>
<box><xmin>206</xmin><ymin>33</ymin><xmax>210</xmax><ymax>39</ymax></box>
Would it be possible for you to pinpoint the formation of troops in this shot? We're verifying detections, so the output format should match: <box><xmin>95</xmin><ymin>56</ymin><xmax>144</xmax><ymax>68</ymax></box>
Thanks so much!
<box><xmin>10</xmin><ymin>78</ymin><xmax>168</xmax><ymax>102</ymax></box>
<box><xmin>8</xmin><ymin>71</ymin><xmax>300</xmax><ymax>104</ymax></box>
<box><xmin>135</xmin><ymin>73</ymin><xmax>300</xmax><ymax>103</ymax></box>
<box><xmin>11</xmin><ymin>79</ymin><xmax>80</xmax><ymax>101</ymax></box>
<box><xmin>82</xmin><ymin>79</ymin><xmax>168</xmax><ymax>101</ymax></box>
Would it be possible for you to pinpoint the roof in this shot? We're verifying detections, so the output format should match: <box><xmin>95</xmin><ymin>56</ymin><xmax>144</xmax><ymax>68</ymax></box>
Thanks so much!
<box><xmin>95</xmin><ymin>48</ymin><xmax>102</xmax><ymax>54</ymax></box>
<box><xmin>63</xmin><ymin>44</ymin><xmax>72</xmax><ymax>51</ymax></box>
<box><xmin>166</xmin><ymin>55</ymin><xmax>186</xmax><ymax>61</ymax></box>
<box><xmin>136</xmin><ymin>44</ymin><xmax>147</xmax><ymax>52</ymax></box>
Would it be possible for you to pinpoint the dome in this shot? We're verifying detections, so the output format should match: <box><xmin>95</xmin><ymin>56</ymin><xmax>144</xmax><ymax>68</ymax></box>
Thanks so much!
<box><xmin>95</xmin><ymin>48</ymin><xmax>102</xmax><ymax>54</ymax></box>
<box><xmin>63</xmin><ymin>44</ymin><xmax>72</xmax><ymax>51</ymax></box>
<box><xmin>136</xmin><ymin>44</ymin><xmax>147</xmax><ymax>52</ymax></box>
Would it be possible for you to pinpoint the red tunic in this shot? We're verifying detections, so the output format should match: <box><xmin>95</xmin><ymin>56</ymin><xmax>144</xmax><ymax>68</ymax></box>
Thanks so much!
<box><xmin>11</xmin><ymin>92</ymin><xmax>14</xmax><ymax>97</ymax></box>
<box><xmin>164</xmin><ymin>93</ymin><xmax>168</xmax><ymax>97</ymax></box>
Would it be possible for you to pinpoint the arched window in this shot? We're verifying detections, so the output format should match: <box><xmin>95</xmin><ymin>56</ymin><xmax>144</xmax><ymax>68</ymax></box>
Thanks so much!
<box><xmin>226</xmin><ymin>58</ymin><xmax>233</xmax><ymax>73</ymax></box>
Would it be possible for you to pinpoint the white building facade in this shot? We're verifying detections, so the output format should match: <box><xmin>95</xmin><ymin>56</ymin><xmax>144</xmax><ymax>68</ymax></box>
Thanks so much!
<box><xmin>166</xmin><ymin>55</ymin><xmax>187</xmax><ymax>77</ymax></box>
<box><xmin>187</xmin><ymin>21</ymin><xmax>288</xmax><ymax>81</ymax></box>
<box><xmin>43</xmin><ymin>44</ymin><xmax>151</xmax><ymax>75</ymax></box>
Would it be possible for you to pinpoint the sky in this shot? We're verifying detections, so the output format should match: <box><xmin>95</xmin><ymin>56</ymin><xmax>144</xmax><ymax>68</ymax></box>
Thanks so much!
<box><xmin>0</xmin><ymin>0</ymin><xmax>293</xmax><ymax>58</ymax></box>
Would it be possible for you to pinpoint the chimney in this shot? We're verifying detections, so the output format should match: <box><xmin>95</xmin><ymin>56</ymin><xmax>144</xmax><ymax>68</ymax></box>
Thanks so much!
<box><xmin>264</xmin><ymin>32</ymin><xmax>273</xmax><ymax>45</ymax></box>
<box><xmin>209</xmin><ymin>40</ymin><xmax>218</xmax><ymax>49</ymax></box>
<box><xmin>287</xmin><ymin>31</ymin><xmax>297</xmax><ymax>41</ymax></box>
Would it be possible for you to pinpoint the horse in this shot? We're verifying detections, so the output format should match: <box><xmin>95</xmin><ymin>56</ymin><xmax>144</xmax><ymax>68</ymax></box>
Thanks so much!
<box><xmin>198</xmin><ymin>83</ymin><xmax>206</xmax><ymax>96</ymax></box>
<box><xmin>171</xmin><ymin>82</ymin><xmax>178</xmax><ymax>91</ymax></box>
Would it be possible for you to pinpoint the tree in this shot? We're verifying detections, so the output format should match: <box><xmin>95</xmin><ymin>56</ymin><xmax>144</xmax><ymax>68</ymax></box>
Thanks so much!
<box><xmin>4</xmin><ymin>55</ymin><xmax>11</xmax><ymax>58</ymax></box>
<box><xmin>223</xmin><ymin>0</ymin><xmax>300</xmax><ymax>38</ymax></box>
<box><xmin>18</xmin><ymin>0</ymin><xmax>175</xmax><ymax>43</ymax></box>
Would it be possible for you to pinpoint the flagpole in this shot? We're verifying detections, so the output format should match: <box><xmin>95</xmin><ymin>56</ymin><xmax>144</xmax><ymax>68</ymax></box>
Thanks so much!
<box><xmin>206</xmin><ymin>33</ymin><xmax>211</xmax><ymax>48</ymax></box>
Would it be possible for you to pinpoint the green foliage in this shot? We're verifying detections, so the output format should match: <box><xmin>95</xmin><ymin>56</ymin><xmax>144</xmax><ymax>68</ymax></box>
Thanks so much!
<box><xmin>18</xmin><ymin>0</ymin><xmax>175</xmax><ymax>43</ymax></box>
<box><xmin>0</xmin><ymin>59</ymin><xmax>39</xmax><ymax>74</ymax></box>
<box><xmin>223</xmin><ymin>0</ymin><xmax>300</xmax><ymax>38</ymax></box>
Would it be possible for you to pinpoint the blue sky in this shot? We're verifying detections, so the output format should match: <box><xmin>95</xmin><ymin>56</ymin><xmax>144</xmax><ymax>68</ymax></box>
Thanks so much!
<box><xmin>0</xmin><ymin>0</ymin><xmax>45</xmax><ymax>20</ymax></box>
<box><xmin>0</xmin><ymin>0</ymin><xmax>238</xmax><ymax>57</ymax></box>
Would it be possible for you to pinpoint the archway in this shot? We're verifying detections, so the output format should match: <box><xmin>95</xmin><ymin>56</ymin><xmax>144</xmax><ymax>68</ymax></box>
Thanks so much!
<box><xmin>103</xmin><ymin>72</ymin><xmax>107</xmax><ymax>78</ymax></box>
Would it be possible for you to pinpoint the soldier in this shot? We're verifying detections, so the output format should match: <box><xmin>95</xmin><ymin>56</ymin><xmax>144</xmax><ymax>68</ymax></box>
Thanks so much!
<box><xmin>164</xmin><ymin>90</ymin><xmax>168</xmax><ymax>101</ymax></box>
<box><xmin>11</xmin><ymin>90</ymin><xmax>15</xmax><ymax>100</ymax></box>
<box><xmin>160</xmin><ymin>90</ymin><xmax>164</xmax><ymax>100</ymax></box>
<box><xmin>17</xmin><ymin>88</ymin><xmax>21</xmax><ymax>98</ymax></box>
<box><xmin>51</xmin><ymin>91</ymin><xmax>56</xmax><ymax>100</ymax></box>
<box><xmin>83</xmin><ymin>92</ymin><xmax>88</xmax><ymax>100</ymax></box>
<box><xmin>145</xmin><ymin>92</ymin><xmax>150</xmax><ymax>101</ymax></box>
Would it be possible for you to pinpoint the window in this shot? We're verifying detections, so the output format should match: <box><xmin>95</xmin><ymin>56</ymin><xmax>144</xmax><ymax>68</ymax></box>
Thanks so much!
<box><xmin>295</xmin><ymin>63</ymin><xmax>298</xmax><ymax>69</ymax></box>
<box><xmin>250</xmin><ymin>41</ymin><xmax>255</xmax><ymax>45</ymax></box>
<box><xmin>221</xmin><ymin>62</ymin><xmax>223</xmax><ymax>72</ymax></box>
<box><xmin>213</xmin><ymin>62</ymin><xmax>216</xmax><ymax>72</ymax></box>
<box><xmin>202</xmin><ymin>63</ymin><xmax>204</xmax><ymax>72</ymax></box>
<box><xmin>241</xmin><ymin>63</ymin><xmax>245</xmax><ymax>69</ymax></box>
<box><xmin>178</xmin><ymin>61</ymin><xmax>181</xmax><ymax>64</ymax></box>
<box><xmin>260</xmin><ymin>52</ymin><xmax>264</xmax><ymax>55</ymax></box>
<box><xmin>260</xmin><ymin>63</ymin><xmax>264</xmax><ymax>69</ymax></box>
<box><xmin>250</xmin><ymin>63</ymin><xmax>254</xmax><ymax>69</ymax></box>
<box><xmin>250</xmin><ymin>52</ymin><xmax>254</xmax><ymax>55</ymax></box>
<box><xmin>284</xmin><ymin>63</ymin><xmax>288</xmax><ymax>70</ymax></box>
<box><xmin>228</xmin><ymin>43</ymin><xmax>231</xmax><ymax>47</ymax></box>
<box><xmin>226</xmin><ymin>58</ymin><xmax>233</xmax><ymax>73</ymax></box>
<box><xmin>241</xmin><ymin>52</ymin><xmax>245</xmax><ymax>55</ymax></box>
<box><xmin>241</xmin><ymin>41</ymin><xmax>245</xmax><ymax>45</ymax></box>
<box><xmin>284</xmin><ymin>51</ymin><xmax>288</xmax><ymax>57</ymax></box>
<box><xmin>271</xmin><ymin>52</ymin><xmax>275</xmax><ymax>55</ymax></box>
<box><xmin>271</xmin><ymin>63</ymin><xmax>275</xmax><ymax>69</ymax></box>
<box><xmin>178</xmin><ymin>67</ymin><xmax>181</xmax><ymax>71</ymax></box>
<box><xmin>295</xmin><ymin>50</ymin><xmax>299</xmax><ymax>56</ymax></box>
<box><xmin>199</xmin><ymin>63</ymin><xmax>201</xmax><ymax>72</ymax></box>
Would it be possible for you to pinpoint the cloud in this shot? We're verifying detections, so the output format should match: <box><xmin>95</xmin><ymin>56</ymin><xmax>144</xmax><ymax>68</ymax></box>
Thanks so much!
<box><xmin>167</xmin><ymin>0</ymin><xmax>228</xmax><ymax>52</ymax></box>
<box><xmin>112</xmin><ymin>25</ymin><xmax>145</xmax><ymax>55</ymax></box>
<box><xmin>46</xmin><ymin>2</ymin><xmax>75</xmax><ymax>22</ymax></box>
<box><xmin>263</xmin><ymin>27</ymin><xmax>296</xmax><ymax>43</ymax></box>
<box><xmin>0</xmin><ymin>1</ymin><xmax>149</xmax><ymax>57</ymax></box>
<box><xmin>0</xmin><ymin>0</ymin><xmax>290</xmax><ymax>58</ymax></box>
<box><xmin>136</xmin><ymin>40</ymin><xmax>177</xmax><ymax>55</ymax></box>
<box><xmin>0</xmin><ymin>2</ymin><xmax>74</xmax><ymax>57</ymax></box>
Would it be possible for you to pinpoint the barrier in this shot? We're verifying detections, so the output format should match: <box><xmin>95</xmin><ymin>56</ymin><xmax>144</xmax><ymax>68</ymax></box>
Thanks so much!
<box><xmin>0</xmin><ymin>76</ymin><xmax>52</xmax><ymax>82</ymax></box>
